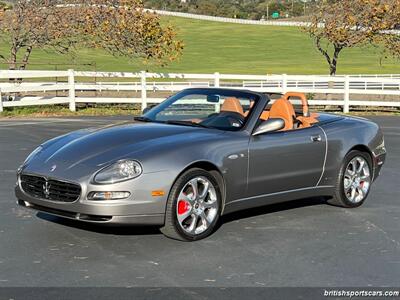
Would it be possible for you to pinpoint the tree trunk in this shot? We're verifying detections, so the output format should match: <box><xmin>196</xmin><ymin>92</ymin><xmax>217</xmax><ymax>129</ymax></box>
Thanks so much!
<box><xmin>9</xmin><ymin>45</ymin><xmax>17</xmax><ymax>70</ymax></box>
<box><xmin>329</xmin><ymin>46</ymin><xmax>342</xmax><ymax>76</ymax></box>
<box><xmin>8</xmin><ymin>45</ymin><xmax>18</xmax><ymax>85</ymax></box>
<box><xmin>329</xmin><ymin>64</ymin><xmax>337</xmax><ymax>76</ymax></box>
<box><xmin>19</xmin><ymin>46</ymin><xmax>32</xmax><ymax>70</ymax></box>
<box><xmin>315</xmin><ymin>37</ymin><xmax>332</xmax><ymax>75</ymax></box>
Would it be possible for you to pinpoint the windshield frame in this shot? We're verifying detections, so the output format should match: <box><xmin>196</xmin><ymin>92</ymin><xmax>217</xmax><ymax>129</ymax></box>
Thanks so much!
<box><xmin>142</xmin><ymin>88</ymin><xmax>265</xmax><ymax>132</ymax></box>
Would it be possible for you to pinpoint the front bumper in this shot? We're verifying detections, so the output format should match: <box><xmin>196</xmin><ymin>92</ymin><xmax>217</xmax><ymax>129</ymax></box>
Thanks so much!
<box><xmin>14</xmin><ymin>171</ymin><xmax>172</xmax><ymax>225</ymax></box>
<box><xmin>17</xmin><ymin>198</ymin><xmax>164</xmax><ymax>225</ymax></box>
<box><xmin>372</xmin><ymin>151</ymin><xmax>386</xmax><ymax>181</ymax></box>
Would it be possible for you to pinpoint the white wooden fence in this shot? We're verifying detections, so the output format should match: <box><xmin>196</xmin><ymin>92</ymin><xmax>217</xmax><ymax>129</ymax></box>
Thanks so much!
<box><xmin>1</xmin><ymin>69</ymin><xmax>400</xmax><ymax>113</ymax></box>
<box><xmin>148</xmin><ymin>9</ymin><xmax>311</xmax><ymax>27</ymax></box>
<box><xmin>150</xmin><ymin>9</ymin><xmax>400</xmax><ymax>35</ymax></box>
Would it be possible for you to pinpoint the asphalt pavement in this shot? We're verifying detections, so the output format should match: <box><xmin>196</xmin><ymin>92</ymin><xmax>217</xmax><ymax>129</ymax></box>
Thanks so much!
<box><xmin>0</xmin><ymin>115</ymin><xmax>399</xmax><ymax>287</ymax></box>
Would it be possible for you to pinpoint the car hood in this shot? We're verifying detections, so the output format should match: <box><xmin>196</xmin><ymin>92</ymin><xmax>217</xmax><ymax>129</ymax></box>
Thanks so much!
<box><xmin>23</xmin><ymin>122</ymin><xmax>224</xmax><ymax>176</ymax></box>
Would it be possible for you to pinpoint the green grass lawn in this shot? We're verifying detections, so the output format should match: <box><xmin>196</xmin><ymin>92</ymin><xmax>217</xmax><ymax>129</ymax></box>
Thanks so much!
<box><xmin>1</xmin><ymin>16</ymin><xmax>399</xmax><ymax>75</ymax></box>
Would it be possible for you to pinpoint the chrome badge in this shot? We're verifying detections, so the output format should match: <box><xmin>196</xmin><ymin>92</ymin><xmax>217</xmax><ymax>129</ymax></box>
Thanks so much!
<box><xmin>43</xmin><ymin>181</ymin><xmax>51</xmax><ymax>198</ymax></box>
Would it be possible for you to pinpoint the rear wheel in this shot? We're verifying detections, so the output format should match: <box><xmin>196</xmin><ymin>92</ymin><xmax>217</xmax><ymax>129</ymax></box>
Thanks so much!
<box><xmin>160</xmin><ymin>168</ymin><xmax>222</xmax><ymax>241</ymax></box>
<box><xmin>329</xmin><ymin>150</ymin><xmax>372</xmax><ymax>208</ymax></box>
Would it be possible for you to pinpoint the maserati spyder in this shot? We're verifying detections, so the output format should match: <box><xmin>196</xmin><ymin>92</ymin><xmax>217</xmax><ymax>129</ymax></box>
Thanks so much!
<box><xmin>15</xmin><ymin>88</ymin><xmax>386</xmax><ymax>241</ymax></box>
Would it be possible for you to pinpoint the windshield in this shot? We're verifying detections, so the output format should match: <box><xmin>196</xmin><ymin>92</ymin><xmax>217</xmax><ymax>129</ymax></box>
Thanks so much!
<box><xmin>142</xmin><ymin>89</ymin><xmax>259</xmax><ymax>131</ymax></box>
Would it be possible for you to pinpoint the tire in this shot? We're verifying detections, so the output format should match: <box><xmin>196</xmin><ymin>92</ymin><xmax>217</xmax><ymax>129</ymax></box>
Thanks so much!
<box><xmin>160</xmin><ymin>168</ymin><xmax>222</xmax><ymax>241</ymax></box>
<box><xmin>328</xmin><ymin>150</ymin><xmax>373</xmax><ymax>208</ymax></box>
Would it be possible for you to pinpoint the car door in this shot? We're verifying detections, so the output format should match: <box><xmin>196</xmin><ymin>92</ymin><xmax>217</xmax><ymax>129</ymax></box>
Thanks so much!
<box><xmin>247</xmin><ymin>126</ymin><xmax>326</xmax><ymax>198</ymax></box>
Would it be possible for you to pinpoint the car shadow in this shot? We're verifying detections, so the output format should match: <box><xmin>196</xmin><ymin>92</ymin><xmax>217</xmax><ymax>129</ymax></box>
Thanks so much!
<box><xmin>36</xmin><ymin>196</ymin><xmax>328</xmax><ymax>236</ymax></box>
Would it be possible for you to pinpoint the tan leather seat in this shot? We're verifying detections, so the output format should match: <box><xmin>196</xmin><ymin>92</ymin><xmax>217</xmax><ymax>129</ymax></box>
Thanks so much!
<box><xmin>243</xmin><ymin>101</ymin><xmax>254</xmax><ymax>117</ymax></box>
<box><xmin>243</xmin><ymin>101</ymin><xmax>270</xmax><ymax>119</ymax></box>
<box><xmin>260</xmin><ymin>111</ymin><xmax>270</xmax><ymax>120</ymax></box>
<box><xmin>282</xmin><ymin>92</ymin><xmax>319</xmax><ymax>128</ymax></box>
<box><xmin>268</xmin><ymin>98</ymin><xmax>296</xmax><ymax>131</ymax></box>
<box><xmin>221</xmin><ymin>97</ymin><xmax>244</xmax><ymax>115</ymax></box>
<box><xmin>297</xmin><ymin>113</ymin><xmax>319</xmax><ymax>128</ymax></box>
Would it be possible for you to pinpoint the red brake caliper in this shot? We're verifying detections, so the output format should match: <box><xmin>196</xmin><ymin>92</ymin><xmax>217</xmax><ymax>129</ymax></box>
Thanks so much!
<box><xmin>178</xmin><ymin>200</ymin><xmax>190</xmax><ymax>215</ymax></box>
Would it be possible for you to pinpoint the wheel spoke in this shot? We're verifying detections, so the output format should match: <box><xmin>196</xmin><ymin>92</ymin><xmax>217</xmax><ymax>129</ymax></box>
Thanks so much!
<box><xmin>347</xmin><ymin>160</ymin><xmax>356</xmax><ymax>176</ymax></box>
<box><xmin>350</xmin><ymin>160</ymin><xmax>357</xmax><ymax>174</ymax></box>
<box><xmin>189</xmin><ymin>179</ymin><xmax>199</xmax><ymax>200</ymax></box>
<box><xmin>200</xmin><ymin>211</ymin><xmax>211</xmax><ymax>227</ymax></box>
<box><xmin>345</xmin><ymin>168</ymin><xmax>353</xmax><ymax>177</ymax></box>
<box><xmin>179</xmin><ymin>192</ymin><xmax>190</xmax><ymax>203</ymax></box>
<box><xmin>199</xmin><ymin>180</ymin><xmax>209</xmax><ymax>199</ymax></box>
<box><xmin>188</xmin><ymin>214</ymin><xmax>198</xmax><ymax>233</ymax></box>
<box><xmin>357</xmin><ymin>187</ymin><xmax>364</xmax><ymax>199</ymax></box>
<box><xmin>357</xmin><ymin>159</ymin><xmax>365</xmax><ymax>174</ymax></box>
<box><xmin>344</xmin><ymin>176</ymin><xmax>352</xmax><ymax>190</ymax></box>
<box><xmin>203</xmin><ymin>199</ymin><xmax>217</xmax><ymax>209</ymax></box>
<box><xmin>350</xmin><ymin>187</ymin><xmax>356</xmax><ymax>201</ymax></box>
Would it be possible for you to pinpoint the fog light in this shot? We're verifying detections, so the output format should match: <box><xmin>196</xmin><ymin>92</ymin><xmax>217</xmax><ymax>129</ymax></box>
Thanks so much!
<box><xmin>87</xmin><ymin>191</ymin><xmax>130</xmax><ymax>200</ymax></box>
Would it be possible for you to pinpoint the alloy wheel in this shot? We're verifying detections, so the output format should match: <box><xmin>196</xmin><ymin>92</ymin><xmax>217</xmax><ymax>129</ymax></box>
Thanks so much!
<box><xmin>176</xmin><ymin>176</ymin><xmax>219</xmax><ymax>235</ymax></box>
<box><xmin>343</xmin><ymin>156</ymin><xmax>371</xmax><ymax>203</ymax></box>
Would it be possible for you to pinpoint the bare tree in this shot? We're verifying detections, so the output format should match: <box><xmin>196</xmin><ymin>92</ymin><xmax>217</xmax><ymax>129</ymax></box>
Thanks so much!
<box><xmin>305</xmin><ymin>0</ymin><xmax>398</xmax><ymax>75</ymax></box>
<box><xmin>0</xmin><ymin>0</ymin><xmax>183</xmax><ymax>70</ymax></box>
<box><xmin>79</xmin><ymin>0</ymin><xmax>184</xmax><ymax>66</ymax></box>
<box><xmin>375</xmin><ymin>2</ymin><xmax>400</xmax><ymax>60</ymax></box>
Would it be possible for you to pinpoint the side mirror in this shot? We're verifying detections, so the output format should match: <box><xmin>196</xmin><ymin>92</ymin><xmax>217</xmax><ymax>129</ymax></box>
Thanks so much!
<box><xmin>253</xmin><ymin>118</ymin><xmax>285</xmax><ymax>136</ymax></box>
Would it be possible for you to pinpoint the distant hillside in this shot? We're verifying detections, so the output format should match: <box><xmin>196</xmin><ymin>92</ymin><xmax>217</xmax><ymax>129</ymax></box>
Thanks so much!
<box><xmin>0</xmin><ymin>15</ymin><xmax>399</xmax><ymax>74</ymax></box>
<box><xmin>144</xmin><ymin>0</ymin><xmax>318</xmax><ymax>20</ymax></box>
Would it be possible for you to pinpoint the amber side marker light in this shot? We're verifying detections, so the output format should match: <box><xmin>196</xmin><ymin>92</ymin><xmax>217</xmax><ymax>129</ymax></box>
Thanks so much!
<box><xmin>151</xmin><ymin>190</ymin><xmax>165</xmax><ymax>197</ymax></box>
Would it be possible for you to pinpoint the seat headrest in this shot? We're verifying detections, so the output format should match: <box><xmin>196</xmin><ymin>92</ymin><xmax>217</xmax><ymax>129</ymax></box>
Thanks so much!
<box><xmin>221</xmin><ymin>97</ymin><xmax>244</xmax><ymax>115</ymax></box>
<box><xmin>269</xmin><ymin>98</ymin><xmax>296</xmax><ymax>131</ymax></box>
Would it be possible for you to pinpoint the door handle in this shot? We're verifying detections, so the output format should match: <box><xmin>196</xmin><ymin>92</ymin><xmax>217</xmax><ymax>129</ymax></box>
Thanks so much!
<box><xmin>311</xmin><ymin>135</ymin><xmax>322</xmax><ymax>142</ymax></box>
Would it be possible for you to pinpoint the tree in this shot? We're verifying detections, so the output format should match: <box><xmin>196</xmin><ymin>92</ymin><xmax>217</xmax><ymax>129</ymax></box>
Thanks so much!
<box><xmin>80</xmin><ymin>0</ymin><xmax>184</xmax><ymax>66</ymax></box>
<box><xmin>305</xmin><ymin>0</ymin><xmax>398</xmax><ymax>75</ymax></box>
<box><xmin>0</xmin><ymin>0</ymin><xmax>183</xmax><ymax>70</ymax></box>
<box><xmin>0</xmin><ymin>0</ymin><xmax>76</xmax><ymax>70</ymax></box>
<box><xmin>375</xmin><ymin>3</ymin><xmax>400</xmax><ymax>61</ymax></box>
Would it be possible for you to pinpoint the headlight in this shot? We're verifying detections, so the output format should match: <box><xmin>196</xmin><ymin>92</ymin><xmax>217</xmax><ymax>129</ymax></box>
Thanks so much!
<box><xmin>23</xmin><ymin>145</ymin><xmax>43</xmax><ymax>166</ymax></box>
<box><xmin>94</xmin><ymin>160</ymin><xmax>142</xmax><ymax>184</ymax></box>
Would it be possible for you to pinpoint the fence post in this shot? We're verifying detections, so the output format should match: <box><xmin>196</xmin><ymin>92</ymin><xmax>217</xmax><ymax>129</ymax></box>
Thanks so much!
<box><xmin>282</xmin><ymin>73</ymin><xmax>288</xmax><ymax>93</ymax></box>
<box><xmin>68</xmin><ymin>69</ymin><xmax>76</xmax><ymax>112</ymax></box>
<box><xmin>214</xmin><ymin>72</ymin><xmax>220</xmax><ymax>87</ymax></box>
<box><xmin>140</xmin><ymin>70</ymin><xmax>147</xmax><ymax>111</ymax></box>
<box><xmin>343</xmin><ymin>75</ymin><xmax>350</xmax><ymax>113</ymax></box>
<box><xmin>0</xmin><ymin>88</ymin><xmax>3</xmax><ymax>113</ymax></box>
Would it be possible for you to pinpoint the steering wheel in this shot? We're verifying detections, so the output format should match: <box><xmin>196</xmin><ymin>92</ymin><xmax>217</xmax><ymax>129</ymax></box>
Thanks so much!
<box><xmin>200</xmin><ymin>111</ymin><xmax>245</xmax><ymax>129</ymax></box>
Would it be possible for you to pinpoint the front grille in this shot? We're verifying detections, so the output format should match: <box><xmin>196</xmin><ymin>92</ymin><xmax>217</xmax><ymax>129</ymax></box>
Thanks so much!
<box><xmin>20</xmin><ymin>174</ymin><xmax>81</xmax><ymax>203</ymax></box>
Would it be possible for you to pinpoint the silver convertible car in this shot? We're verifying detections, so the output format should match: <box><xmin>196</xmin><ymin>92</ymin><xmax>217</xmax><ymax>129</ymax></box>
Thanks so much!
<box><xmin>16</xmin><ymin>88</ymin><xmax>386</xmax><ymax>241</ymax></box>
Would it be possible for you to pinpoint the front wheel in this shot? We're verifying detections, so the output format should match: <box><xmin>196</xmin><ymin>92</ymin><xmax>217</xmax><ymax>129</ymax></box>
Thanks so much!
<box><xmin>160</xmin><ymin>168</ymin><xmax>222</xmax><ymax>241</ymax></box>
<box><xmin>329</xmin><ymin>150</ymin><xmax>373</xmax><ymax>208</ymax></box>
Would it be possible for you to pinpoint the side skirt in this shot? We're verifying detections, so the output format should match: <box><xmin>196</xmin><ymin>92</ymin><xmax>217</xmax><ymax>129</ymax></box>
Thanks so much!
<box><xmin>222</xmin><ymin>185</ymin><xmax>334</xmax><ymax>215</ymax></box>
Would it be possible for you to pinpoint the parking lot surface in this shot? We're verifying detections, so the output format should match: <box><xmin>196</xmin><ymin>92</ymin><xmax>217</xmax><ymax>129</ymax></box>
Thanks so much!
<box><xmin>0</xmin><ymin>115</ymin><xmax>399</xmax><ymax>287</ymax></box>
